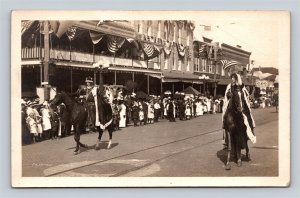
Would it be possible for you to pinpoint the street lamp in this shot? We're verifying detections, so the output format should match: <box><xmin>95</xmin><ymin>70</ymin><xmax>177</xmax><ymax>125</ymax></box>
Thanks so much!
<box><xmin>93</xmin><ymin>59</ymin><xmax>110</xmax><ymax>86</ymax></box>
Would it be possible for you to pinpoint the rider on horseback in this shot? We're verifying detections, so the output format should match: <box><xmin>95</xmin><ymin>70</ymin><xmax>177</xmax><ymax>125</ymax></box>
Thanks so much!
<box><xmin>222</xmin><ymin>73</ymin><xmax>256</xmax><ymax>146</ymax></box>
<box><xmin>76</xmin><ymin>77</ymin><xmax>97</xmax><ymax>132</ymax></box>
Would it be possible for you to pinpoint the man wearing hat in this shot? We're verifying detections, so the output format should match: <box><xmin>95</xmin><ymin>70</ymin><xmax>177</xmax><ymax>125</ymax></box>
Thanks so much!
<box><xmin>76</xmin><ymin>77</ymin><xmax>97</xmax><ymax>132</ymax></box>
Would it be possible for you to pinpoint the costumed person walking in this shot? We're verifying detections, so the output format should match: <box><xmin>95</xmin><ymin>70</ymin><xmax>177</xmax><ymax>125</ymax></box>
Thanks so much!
<box><xmin>222</xmin><ymin>73</ymin><xmax>256</xmax><ymax>148</ymax></box>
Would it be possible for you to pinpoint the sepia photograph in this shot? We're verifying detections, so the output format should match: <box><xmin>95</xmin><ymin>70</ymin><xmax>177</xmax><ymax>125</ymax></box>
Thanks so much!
<box><xmin>11</xmin><ymin>10</ymin><xmax>290</xmax><ymax>187</ymax></box>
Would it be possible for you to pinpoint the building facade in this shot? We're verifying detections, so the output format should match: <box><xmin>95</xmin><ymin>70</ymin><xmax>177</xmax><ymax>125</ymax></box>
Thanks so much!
<box><xmin>193</xmin><ymin>39</ymin><xmax>252</xmax><ymax>97</ymax></box>
<box><xmin>21</xmin><ymin>20</ymin><xmax>198</xmax><ymax>100</ymax></box>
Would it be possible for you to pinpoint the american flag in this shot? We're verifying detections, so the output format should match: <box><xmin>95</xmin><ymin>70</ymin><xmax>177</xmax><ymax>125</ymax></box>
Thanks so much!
<box><xmin>107</xmin><ymin>36</ymin><xmax>125</xmax><ymax>54</ymax></box>
<box><xmin>220</xmin><ymin>60</ymin><xmax>240</xmax><ymax>71</ymax></box>
<box><xmin>142</xmin><ymin>43</ymin><xmax>160</xmax><ymax>60</ymax></box>
<box><xmin>66</xmin><ymin>26</ymin><xmax>77</xmax><ymax>41</ymax></box>
<box><xmin>199</xmin><ymin>44</ymin><xmax>206</xmax><ymax>54</ymax></box>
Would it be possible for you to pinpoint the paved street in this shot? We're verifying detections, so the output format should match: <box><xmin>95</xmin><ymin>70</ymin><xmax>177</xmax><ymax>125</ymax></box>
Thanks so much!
<box><xmin>22</xmin><ymin>107</ymin><xmax>278</xmax><ymax>177</ymax></box>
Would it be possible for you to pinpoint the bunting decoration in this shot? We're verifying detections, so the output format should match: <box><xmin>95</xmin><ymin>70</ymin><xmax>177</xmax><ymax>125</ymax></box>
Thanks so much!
<box><xmin>176</xmin><ymin>43</ymin><xmax>186</xmax><ymax>58</ymax></box>
<box><xmin>66</xmin><ymin>26</ymin><xmax>77</xmax><ymax>41</ymax></box>
<box><xmin>89</xmin><ymin>31</ymin><xmax>105</xmax><ymax>44</ymax></box>
<box><xmin>163</xmin><ymin>40</ymin><xmax>173</xmax><ymax>56</ymax></box>
<box><xmin>49</xmin><ymin>21</ymin><xmax>76</xmax><ymax>38</ymax></box>
<box><xmin>107</xmin><ymin>35</ymin><xmax>126</xmax><ymax>54</ymax></box>
<box><xmin>21</xmin><ymin>20</ymin><xmax>34</xmax><ymax>34</ymax></box>
<box><xmin>220</xmin><ymin>60</ymin><xmax>240</xmax><ymax>71</ymax></box>
<box><xmin>142</xmin><ymin>43</ymin><xmax>160</xmax><ymax>60</ymax></box>
<box><xmin>199</xmin><ymin>44</ymin><xmax>209</xmax><ymax>58</ymax></box>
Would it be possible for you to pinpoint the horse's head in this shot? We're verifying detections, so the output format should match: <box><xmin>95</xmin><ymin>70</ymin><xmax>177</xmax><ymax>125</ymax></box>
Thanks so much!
<box><xmin>98</xmin><ymin>85</ymin><xmax>114</xmax><ymax>104</ymax></box>
<box><xmin>50</xmin><ymin>92</ymin><xmax>70</xmax><ymax>107</ymax></box>
<box><xmin>231</xmin><ymin>87</ymin><xmax>243</xmax><ymax>114</ymax></box>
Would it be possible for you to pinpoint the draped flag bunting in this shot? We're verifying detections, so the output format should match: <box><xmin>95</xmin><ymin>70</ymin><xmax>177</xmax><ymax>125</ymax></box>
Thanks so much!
<box><xmin>89</xmin><ymin>31</ymin><xmax>105</xmax><ymax>44</ymax></box>
<box><xmin>220</xmin><ymin>60</ymin><xmax>240</xmax><ymax>71</ymax></box>
<box><xmin>66</xmin><ymin>26</ymin><xmax>77</xmax><ymax>41</ymax></box>
<box><xmin>49</xmin><ymin>21</ymin><xmax>76</xmax><ymax>38</ymax></box>
<box><xmin>142</xmin><ymin>43</ymin><xmax>160</xmax><ymax>60</ymax></box>
<box><xmin>176</xmin><ymin>43</ymin><xmax>186</xmax><ymax>58</ymax></box>
<box><xmin>199</xmin><ymin>44</ymin><xmax>209</xmax><ymax>58</ymax></box>
<box><xmin>163</xmin><ymin>40</ymin><xmax>173</xmax><ymax>56</ymax></box>
<box><xmin>208</xmin><ymin>45</ymin><xmax>214</xmax><ymax>59</ymax></box>
<box><xmin>126</xmin><ymin>38</ymin><xmax>140</xmax><ymax>50</ymax></box>
<box><xmin>21</xmin><ymin>20</ymin><xmax>34</xmax><ymax>34</ymax></box>
<box><xmin>107</xmin><ymin>35</ymin><xmax>125</xmax><ymax>54</ymax></box>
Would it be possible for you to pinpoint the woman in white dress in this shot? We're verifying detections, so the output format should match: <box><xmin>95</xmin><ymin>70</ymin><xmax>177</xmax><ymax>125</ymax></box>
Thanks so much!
<box><xmin>147</xmin><ymin>102</ymin><xmax>154</xmax><ymax>124</ymax></box>
<box><xmin>40</xmin><ymin>101</ymin><xmax>52</xmax><ymax>139</ymax></box>
<box><xmin>119</xmin><ymin>101</ymin><xmax>127</xmax><ymax>128</ymax></box>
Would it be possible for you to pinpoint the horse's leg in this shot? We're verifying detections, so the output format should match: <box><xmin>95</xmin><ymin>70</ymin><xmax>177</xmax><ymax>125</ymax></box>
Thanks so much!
<box><xmin>236</xmin><ymin>143</ymin><xmax>242</xmax><ymax>167</ymax></box>
<box><xmin>107</xmin><ymin>126</ymin><xmax>113</xmax><ymax>149</ymax></box>
<box><xmin>245</xmin><ymin>141</ymin><xmax>251</xmax><ymax>161</ymax></box>
<box><xmin>73</xmin><ymin>125</ymin><xmax>80</xmax><ymax>155</ymax></box>
<box><xmin>225</xmin><ymin>131</ymin><xmax>232</xmax><ymax>170</ymax></box>
<box><xmin>77</xmin><ymin>123</ymin><xmax>88</xmax><ymax>148</ymax></box>
<box><xmin>95</xmin><ymin>126</ymin><xmax>104</xmax><ymax>150</ymax></box>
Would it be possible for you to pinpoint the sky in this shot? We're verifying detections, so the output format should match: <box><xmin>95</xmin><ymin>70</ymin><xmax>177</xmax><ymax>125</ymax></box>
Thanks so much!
<box><xmin>193</xmin><ymin>11</ymin><xmax>287</xmax><ymax>69</ymax></box>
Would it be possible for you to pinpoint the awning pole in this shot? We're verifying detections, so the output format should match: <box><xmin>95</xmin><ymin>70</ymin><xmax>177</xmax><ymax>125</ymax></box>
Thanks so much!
<box><xmin>160</xmin><ymin>78</ymin><xmax>163</xmax><ymax>96</ymax></box>
<box><xmin>147</xmin><ymin>74</ymin><xmax>150</xmax><ymax>95</ymax></box>
<box><xmin>132</xmin><ymin>72</ymin><xmax>135</xmax><ymax>93</ymax></box>
<box><xmin>172</xmin><ymin>83</ymin><xmax>174</xmax><ymax>95</ymax></box>
<box><xmin>70</xmin><ymin>67</ymin><xmax>73</xmax><ymax>93</ymax></box>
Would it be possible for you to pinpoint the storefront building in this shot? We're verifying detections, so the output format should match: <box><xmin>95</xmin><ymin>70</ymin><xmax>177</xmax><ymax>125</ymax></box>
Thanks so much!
<box><xmin>21</xmin><ymin>20</ymin><xmax>198</xmax><ymax>100</ymax></box>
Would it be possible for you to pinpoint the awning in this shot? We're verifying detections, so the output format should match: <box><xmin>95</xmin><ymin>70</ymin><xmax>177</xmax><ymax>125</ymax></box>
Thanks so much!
<box><xmin>162</xmin><ymin>71</ymin><xmax>203</xmax><ymax>84</ymax></box>
<box><xmin>217</xmin><ymin>77</ymin><xmax>254</xmax><ymax>86</ymax></box>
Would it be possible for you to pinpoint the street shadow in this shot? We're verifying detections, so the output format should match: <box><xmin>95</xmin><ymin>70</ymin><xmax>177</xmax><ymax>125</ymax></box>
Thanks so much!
<box><xmin>66</xmin><ymin>142</ymin><xmax>119</xmax><ymax>153</ymax></box>
<box><xmin>217</xmin><ymin>149</ymin><xmax>228</xmax><ymax>165</ymax></box>
<box><xmin>91</xmin><ymin>142</ymin><xmax>119</xmax><ymax>150</ymax></box>
<box><xmin>217</xmin><ymin>149</ymin><xmax>251</xmax><ymax>165</ymax></box>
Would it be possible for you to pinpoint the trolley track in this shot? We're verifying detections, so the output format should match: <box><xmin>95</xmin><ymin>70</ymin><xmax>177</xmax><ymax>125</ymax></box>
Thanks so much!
<box><xmin>45</xmin><ymin>113</ymin><xmax>276</xmax><ymax>177</ymax></box>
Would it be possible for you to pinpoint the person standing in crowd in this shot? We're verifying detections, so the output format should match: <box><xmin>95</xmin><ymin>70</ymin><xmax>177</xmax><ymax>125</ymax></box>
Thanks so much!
<box><xmin>139</xmin><ymin>105</ymin><xmax>145</xmax><ymax>126</ymax></box>
<box><xmin>147</xmin><ymin>101</ymin><xmax>154</xmax><ymax>124</ymax></box>
<box><xmin>142</xmin><ymin>99</ymin><xmax>148</xmax><ymax>125</ymax></box>
<box><xmin>40</xmin><ymin>101</ymin><xmax>52</xmax><ymax>140</ymax></box>
<box><xmin>222</xmin><ymin>72</ymin><xmax>256</xmax><ymax>146</ymax></box>
<box><xmin>167</xmin><ymin>98</ymin><xmax>176</xmax><ymax>122</ymax></box>
<box><xmin>185</xmin><ymin>98</ymin><xmax>192</xmax><ymax>120</ymax></box>
<box><xmin>219</xmin><ymin>98</ymin><xmax>224</xmax><ymax>113</ymax></box>
<box><xmin>119</xmin><ymin>100</ymin><xmax>127</xmax><ymax>128</ymax></box>
<box><xmin>178</xmin><ymin>98</ymin><xmax>185</xmax><ymax>121</ymax></box>
<box><xmin>21</xmin><ymin>100</ymin><xmax>31</xmax><ymax>144</ymax></box>
<box><xmin>153</xmin><ymin>99</ymin><xmax>161</xmax><ymax>122</ymax></box>
<box><xmin>132</xmin><ymin>99</ymin><xmax>140</xmax><ymax>127</ymax></box>
<box><xmin>50</xmin><ymin>106</ymin><xmax>60</xmax><ymax>139</ymax></box>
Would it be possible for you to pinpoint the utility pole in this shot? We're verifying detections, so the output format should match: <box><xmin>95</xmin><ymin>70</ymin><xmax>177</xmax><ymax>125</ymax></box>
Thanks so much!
<box><xmin>43</xmin><ymin>20</ymin><xmax>50</xmax><ymax>100</ymax></box>
<box><xmin>213</xmin><ymin>42</ymin><xmax>219</xmax><ymax>97</ymax></box>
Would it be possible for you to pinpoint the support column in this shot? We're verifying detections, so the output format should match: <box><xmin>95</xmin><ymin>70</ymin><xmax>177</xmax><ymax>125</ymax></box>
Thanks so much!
<box><xmin>43</xmin><ymin>20</ymin><xmax>50</xmax><ymax>100</ymax></box>
<box><xmin>114</xmin><ymin>70</ymin><xmax>117</xmax><ymax>85</ymax></box>
<box><xmin>70</xmin><ymin>67</ymin><xmax>73</xmax><ymax>93</ymax></box>
<box><xmin>160</xmin><ymin>78</ymin><xmax>163</xmax><ymax>96</ymax></box>
<box><xmin>182</xmin><ymin>83</ymin><xmax>184</xmax><ymax>91</ymax></box>
<box><xmin>172</xmin><ymin>83</ymin><xmax>175</xmax><ymax>95</ymax></box>
<box><xmin>147</xmin><ymin>74</ymin><xmax>150</xmax><ymax>95</ymax></box>
<box><xmin>93</xmin><ymin>70</ymin><xmax>96</xmax><ymax>85</ymax></box>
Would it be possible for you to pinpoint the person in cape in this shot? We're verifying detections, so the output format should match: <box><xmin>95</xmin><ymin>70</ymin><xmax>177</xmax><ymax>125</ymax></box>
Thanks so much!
<box><xmin>222</xmin><ymin>73</ymin><xmax>257</xmax><ymax>147</ymax></box>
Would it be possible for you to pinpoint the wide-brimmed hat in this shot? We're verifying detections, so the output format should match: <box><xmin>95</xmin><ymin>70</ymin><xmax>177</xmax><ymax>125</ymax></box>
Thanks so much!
<box><xmin>85</xmin><ymin>77</ymin><xmax>94</xmax><ymax>83</ymax></box>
